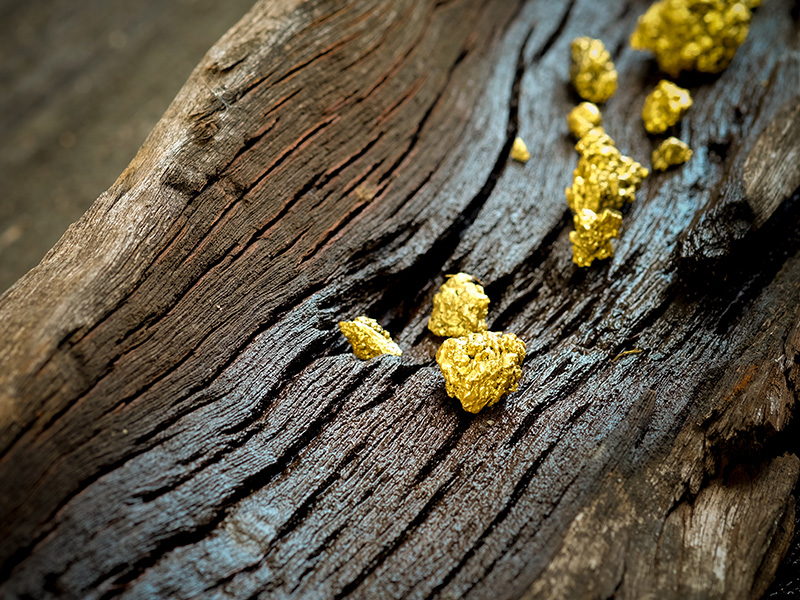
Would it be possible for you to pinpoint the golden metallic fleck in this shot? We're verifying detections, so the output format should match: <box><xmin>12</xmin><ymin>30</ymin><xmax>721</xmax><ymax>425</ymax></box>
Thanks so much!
<box><xmin>339</xmin><ymin>316</ymin><xmax>402</xmax><ymax>360</ymax></box>
<box><xmin>569</xmin><ymin>208</ymin><xmax>624</xmax><ymax>267</ymax></box>
<box><xmin>630</xmin><ymin>0</ymin><xmax>757</xmax><ymax>77</ymax></box>
<box><xmin>567</xmin><ymin>102</ymin><xmax>603</xmax><ymax>139</ymax></box>
<box><xmin>428</xmin><ymin>273</ymin><xmax>490</xmax><ymax>338</ymax></box>
<box><xmin>652</xmin><ymin>136</ymin><xmax>693</xmax><ymax>170</ymax></box>
<box><xmin>570</xmin><ymin>37</ymin><xmax>618</xmax><ymax>104</ymax></box>
<box><xmin>436</xmin><ymin>331</ymin><xmax>526</xmax><ymax>413</ymax></box>
<box><xmin>642</xmin><ymin>80</ymin><xmax>693</xmax><ymax>134</ymax></box>
<box><xmin>612</xmin><ymin>348</ymin><xmax>644</xmax><ymax>361</ymax></box>
<box><xmin>566</xmin><ymin>128</ymin><xmax>649</xmax><ymax>214</ymax></box>
<box><xmin>510</xmin><ymin>137</ymin><xmax>531</xmax><ymax>163</ymax></box>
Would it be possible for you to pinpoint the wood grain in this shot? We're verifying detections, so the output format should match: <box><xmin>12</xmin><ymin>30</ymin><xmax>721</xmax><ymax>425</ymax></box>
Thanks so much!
<box><xmin>0</xmin><ymin>0</ymin><xmax>798</xmax><ymax>598</ymax></box>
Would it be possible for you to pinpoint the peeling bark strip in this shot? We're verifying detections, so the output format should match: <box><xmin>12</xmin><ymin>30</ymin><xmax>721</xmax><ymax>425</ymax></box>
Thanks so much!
<box><xmin>0</xmin><ymin>0</ymin><xmax>798</xmax><ymax>598</ymax></box>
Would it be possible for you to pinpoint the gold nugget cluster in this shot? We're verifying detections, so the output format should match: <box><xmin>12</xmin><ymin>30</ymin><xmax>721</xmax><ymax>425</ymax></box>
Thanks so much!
<box><xmin>429</xmin><ymin>273</ymin><xmax>525</xmax><ymax>414</ymax></box>
<box><xmin>339</xmin><ymin>316</ymin><xmax>402</xmax><ymax>360</ymax></box>
<box><xmin>630</xmin><ymin>0</ymin><xmax>760</xmax><ymax>77</ymax></box>
<box><xmin>641</xmin><ymin>80</ymin><xmax>693</xmax><ymax>169</ymax></box>
<box><xmin>339</xmin><ymin>0</ymin><xmax>759</xmax><ymax>408</ymax></box>
<box><xmin>629</xmin><ymin>0</ymin><xmax>759</xmax><ymax>170</ymax></box>
<box><xmin>565</xmin><ymin>104</ymin><xmax>649</xmax><ymax>267</ymax></box>
<box><xmin>339</xmin><ymin>273</ymin><xmax>525</xmax><ymax>414</ymax></box>
<box><xmin>562</xmin><ymin>0</ymin><xmax>761</xmax><ymax>263</ymax></box>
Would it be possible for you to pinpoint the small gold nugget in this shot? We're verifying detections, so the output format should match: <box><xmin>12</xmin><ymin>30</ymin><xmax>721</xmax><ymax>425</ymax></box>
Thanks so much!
<box><xmin>652</xmin><ymin>137</ymin><xmax>693</xmax><ymax>170</ymax></box>
<box><xmin>569</xmin><ymin>208</ymin><xmax>624</xmax><ymax>267</ymax></box>
<box><xmin>570</xmin><ymin>37</ymin><xmax>618</xmax><ymax>104</ymax></box>
<box><xmin>642</xmin><ymin>80</ymin><xmax>692</xmax><ymax>134</ymax></box>
<box><xmin>567</xmin><ymin>102</ymin><xmax>603</xmax><ymax>139</ymax></box>
<box><xmin>566</xmin><ymin>128</ymin><xmax>649</xmax><ymax>214</ymax></box>
<box><xmin>428</xmin><ymin>273</ymin><xmax>489</xmax><ymax>338</ymax></box>
<box><xmin>339</xmin><ymin>316</ymin><xmax>402</xmax><ymax>360</ymax></box>
<box><xmin>510</xmin><ymin>137</ymin><xmax>531</xmax><ymax>163</ymax></box>
<box><xmin>436</xmin><ymin>331</ymin><xmax>526</xmax><ymax>413</ymax></box>
<box><xmin>631</xmin><ymin>0</ymin><xmax>758</xmax><ymax>77</ymax></box>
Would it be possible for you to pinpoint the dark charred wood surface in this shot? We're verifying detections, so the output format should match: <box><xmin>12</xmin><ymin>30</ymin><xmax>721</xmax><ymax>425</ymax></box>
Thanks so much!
<box><xmin>1</xmin><ymin>1</ymin><xmax>799</xmax><ymax>598</ymax></box>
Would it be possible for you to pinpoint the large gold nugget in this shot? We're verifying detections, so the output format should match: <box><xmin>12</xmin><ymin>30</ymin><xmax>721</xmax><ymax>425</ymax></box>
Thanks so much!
<box><xmin>642</xmin><ymin>80</ymin><xmax>692</xmax><ymax>134</ymax></box>
<box><xmin>630</xmin><ymin>0</ymin><xmax>757</xmax><ymax>77</ymax></box>
<box><xmin>652</xmin><ymin>137</ymin><xmax>693</xmax><ymax>170</ymax></box>
<box><xmin>428</xmin><ymin>273</ymin><xmax>490</xmax><ymax>338</ymax></box>
<box><xmin>569</xmin><ymin>208</ymin><xmax>624</xmax><ymax>267</ymax></box>
<box><xmin>566</xmin><ymin>128</ymin><xmax>649</xmax><ymax>213</ymax></box>
<box><xmin>339</xmin><ymin>316</ymin><xmax>402</xmax><ymax>360</ymax></box>
<box><xmin>570</xmin><ymin>37</ymin><xmax>618</xmax><ymax>104</ymax></box>
<box><xmin>436</xmin><ymin>331</ymin><xmax>526</xmax><ymax>413</ymax></box>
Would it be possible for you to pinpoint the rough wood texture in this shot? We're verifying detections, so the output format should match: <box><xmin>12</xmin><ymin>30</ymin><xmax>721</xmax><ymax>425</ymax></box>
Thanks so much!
<box><xmin>1</xmin><ymin>0</ymin><xmax>798</xmax><ymax>598</ymax></box>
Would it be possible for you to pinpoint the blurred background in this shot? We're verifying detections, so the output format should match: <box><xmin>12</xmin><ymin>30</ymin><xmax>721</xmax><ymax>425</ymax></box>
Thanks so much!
<box><xmin>0</xmin><ymin>0</ymin><xmax>254</xmax><ymax>294</ymax></box>
<box><xmin>0</xmin><ymin>0</ymin><xmax>797</xmax><ymax>596</ymax></box>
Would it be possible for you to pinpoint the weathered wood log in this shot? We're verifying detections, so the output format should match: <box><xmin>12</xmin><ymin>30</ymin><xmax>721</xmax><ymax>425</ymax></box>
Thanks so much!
<box><xmin>1</xmin><ymin>0</ymin><xmax>798</xmax><ymax>598</ymax></box>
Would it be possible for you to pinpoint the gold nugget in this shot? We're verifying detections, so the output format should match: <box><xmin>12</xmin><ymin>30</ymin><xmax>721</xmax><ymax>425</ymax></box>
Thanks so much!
<box><xmin>631</xmin><ymin>0</ymin><xmax>758</xmax><ymax>77</ymax></box>
<box><xmin>428</xmin><ymin>273</ymin><xmax>489</xmax><ymax>338</ymax></box>
<box><xmin>510</xmin><ymin>137</ymin><xmax>531</xmax><ymax>163</ymax></box>
<box><xmin>570</xmin><ymin>37</ymin><xmax>618</xmax><ymax>104</ymax></box>
<box><xmin>566</xmin><ymin>128</ymin><xmax>649</xmax><ymax>214</ymax></box>
<box><xmin>652</xmin><ymin>137</ymin><xmax>693</xmax><ymax>170</ymax></box>
<box><xmin>339</xmin><ymin>316</ymin><xmax>402</xmax><ymax>360</ymax></box>
<box><xmin>436</xmin><ymin>331</ymin><xmax>526</xmax><ymax>413</ymax></box>
<box><xmin>564</xmin><ymin>108</ymin><xmax>648</xmax><ymax>267</ymax></box>
<box><xmin>567</xmin><ymin>102</ymin><xmax>603</xmax><ymax>139</ymax></box>
<box><xmin>569</xmin><ymin>208</ymin><xmax>624</xmax><ymax>267</ymax></box>
<box><xmin>642</xmin><ymin>80</ymin><xmax>692</xmax><ymax>134</ymax></box>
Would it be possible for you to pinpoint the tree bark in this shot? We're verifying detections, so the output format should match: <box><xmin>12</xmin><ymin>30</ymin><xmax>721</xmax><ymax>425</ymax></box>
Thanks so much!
<box><xmin>1</xmin><ymin>0</ymin><xmax>798</xmax><ymax>598</ymax></box>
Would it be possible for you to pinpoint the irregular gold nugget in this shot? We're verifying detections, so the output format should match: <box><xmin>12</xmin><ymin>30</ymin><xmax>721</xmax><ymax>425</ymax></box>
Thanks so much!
<box><xmin>566</xmin><ymin>128</ymin><xmax>649</xmax><ymax>213</ymax></box>
<box><xmin>569</xmin><ymin>208</ymin><xmax>624</xmax><ymax>267</ymax></box>
<box><xmin>570</xmin><ymin>37</ymin><xmax>618</xmax><ymax>103</ymax></box>
<box><xmin>339</xmin><ymin>316</ymin><xmax>402</xmax><ymax>360</ymax></box>
<box><xmin>642</xmin><ymin>80</ymin><xmax>692</xmax><ymax>134</ymax></box>
<box><xmin>436</xmin><ymin>331</ymin><xmax>526</xmax><ymax>413</ymax></box>
<box><xmin>510</xmin><ymin>137</ymin><xmax>531</xmax><ymax>163</ymax></box>
<box><xmin>428</xmin><ymin>273</ymin><xmax>490</xmax><ymax>338</ymax></box>
<box><xmin>630</xmin><ymin>0</ymin><xmax>757</xmax><ymax>77</ymax></box>
<box><xmin>567</xmin><ymin>102</ymin><xmax>603</xmax><ymax>139</ymax></box>
<box><xmin>652</xmin><ymin>136</ymin><xmax>693</xmax><ymax>170</ymax></box>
